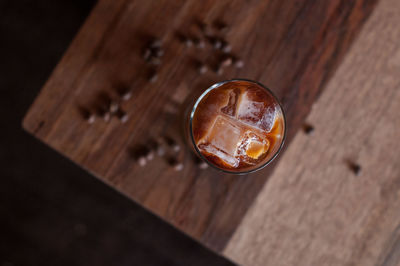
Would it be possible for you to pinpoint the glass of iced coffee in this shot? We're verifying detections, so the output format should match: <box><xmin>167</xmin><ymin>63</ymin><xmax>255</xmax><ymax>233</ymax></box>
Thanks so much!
<box><xmin>187</xmin><ymin>79</ymin><xmax>286</xmax><ymax>174</ymax></box>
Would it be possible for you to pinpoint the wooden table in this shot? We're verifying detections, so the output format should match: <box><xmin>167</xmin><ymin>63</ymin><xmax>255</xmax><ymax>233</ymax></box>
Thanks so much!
<box><xmin>23</xmin><ymin>0</ymin><xmax>390</xmax><ymax>263</ymax></box>
<box><xmin>224</xmin><ymin>0</ymin><xmax>400</xmax><ymax>264</ymax></box>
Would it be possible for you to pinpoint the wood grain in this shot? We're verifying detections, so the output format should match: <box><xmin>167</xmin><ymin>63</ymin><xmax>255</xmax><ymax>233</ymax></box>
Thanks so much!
<box><xmin>22</xmin><ymin>0</ymin><xmax>377</xmax><ymax>252</ymax></box>
<box><xmin>223</xmin><ymin>0</ymin><xmax>400</xmax><ymax>264</ymax></box>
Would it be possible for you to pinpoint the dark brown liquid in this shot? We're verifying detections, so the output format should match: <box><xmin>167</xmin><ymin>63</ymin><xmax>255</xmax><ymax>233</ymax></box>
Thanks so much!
<box><xmin>191</xmin><ymin>80</ymin><xmax>285</xmax><ymax>172</ymax></box>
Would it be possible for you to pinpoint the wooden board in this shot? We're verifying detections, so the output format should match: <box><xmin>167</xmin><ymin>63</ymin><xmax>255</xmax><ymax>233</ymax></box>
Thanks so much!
<box><xmin>224</xmin><ymin>0</ymin><xmax>400</xmax><ymax>264</ymax></box>
<box><xmin>22</xmin><ymin>0</ymin><xmax>377</xmax><ymax>253</ymax></box>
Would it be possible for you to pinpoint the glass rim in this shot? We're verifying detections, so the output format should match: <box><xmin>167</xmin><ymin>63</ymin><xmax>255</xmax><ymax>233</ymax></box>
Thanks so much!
<box><xmin>189</xmin><ymin>78</ymin><xmax>287</xmax><ymax>175</ymax></box>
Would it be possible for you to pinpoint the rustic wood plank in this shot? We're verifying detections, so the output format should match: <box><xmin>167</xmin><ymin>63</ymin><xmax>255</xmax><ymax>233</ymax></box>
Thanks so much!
<box><xmin>22</xmin><ymin>0</ymin><xmax>377</xmax><ymax>252</ymax></box>
<box><xmin>223</xmin><ymin>0</ymin><xmax>400</xmax><ymax>264</ymax></box>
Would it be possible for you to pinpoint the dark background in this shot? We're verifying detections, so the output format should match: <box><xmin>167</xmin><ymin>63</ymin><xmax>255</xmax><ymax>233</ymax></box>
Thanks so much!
<box><xmin>0</xmin><ymin>1</ymin><xmax>235</xmax><ymax>265</ymax></box>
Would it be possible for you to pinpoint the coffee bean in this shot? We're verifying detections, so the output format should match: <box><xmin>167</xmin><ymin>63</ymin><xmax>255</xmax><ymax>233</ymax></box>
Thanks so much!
<box><xmin>172</xmin><ymin>143</ymin><xmax>180</xmax><ymax>152</ymax></box>
<box><xmin>156</xmin><ymin>146</ymin><xmax>166</xmax><ymax>157</ymax></box>
<box><xmin>218</xmin><ymin>25</ymin><xmax>228</xmax><ymax>34</ymax></box>
<box><xmin>185</xmin><ymin>38</ymin><xmax>194</xmax><ymax>47</ymax></box>
<box><xmin>167</xmin><ymin>157</ymin><xmax>183</xmax><ymax>171</ymax></box>
<box><xmin>150</xmin><ymin>39</ymin><xmax>162</xmax><ymax>49</ymax></box>
<box><xmin>87</xmin><ymin>113</ymin><xmax>96</xmax><ymax>124</ymax></box>
<box><xmin>349</xmin><ymin>162</ymin><xmax>362</xmax><ymax>176</ymax></box>
<box><xmin>80</xmin><ymin>107</ymin><xmax>95</xmax><ymax>124</ymax></box>
<box><xmin>138</xmin><ymin>156</ymin><xmax>147</xmax><ymax>167</ymax></box>
<box><xmin>212</xmin><ymin>39</ymin><xmax>222</xmax><ymax>49</ymax></box>
<box><xmin>198</xmin><ymin>161</ymin><xmax>208</xmax><ymax>169</ymax></box>
<box><xmin>116</xmin><ymin>109</ymin><xmax>129</xmax><ymax>123</ymax></box>
<box><xmin>303</xmin><ymin>124</ymin><xmax>315</xmax><ymax>135</ymax></box>
<box><xmin>216</xmin><ymin>65</ymin><xmax>224</xmax><ymax>75</ymax></box>
<box><xmin>213</xmin><ymin>21</ymin><xmax>228</xmax><ymax>33</ymax></box>
<box><xmin>120</xmin><ymin>114</ymin><xmax>129</xmax><ymax>123</ymax></box>
<box><xmin>221</xmin><ymin>43</ymin><xmax>232</xmax><ymax>53</ymax></box>
<box><xmin>95</xmin><ymin>105</ymin><xmax>107</xmax><ymax>116</ymax></box>
<box><xmin>149</xmin><ymin>72</ymin><xmax>158</xmax><ymax>83</ymax></box>
<box><xmin>193</xmin><ymin>155</ymin><xmax>208</xmax><ymax>169</ymax></box>
<box><xmin>121</xmin><ymin>90</ymin><xmax>132</xmax><ymax>101</ymax></box>
<box><xmin>234</xmin><ymin>59</ymin><xmax>244</xmax><ymax>68</ymax></box>
<box><xmin>103</xmin><ymin>111</ymin><xmax>111</xmax><ymax>122</ymax></box>
<box><xmin>109</xmin><ymin>101</ymin><xmax>119</xmax><ymax>113</ymax></box>
<box><xmin>174</xmin><ymin>162</ymin><xmax>184</xmax><ymax>171</ymax></box>
<box><xmin>163</xmin><ymin>136</ymin><xmax>181</xmax><ymax>152</ymax></box>
<box><xmin>143</xmin><ymin>48</ymin><xmax>152</xmax><ymax>61</ymax></box>
<box><xmin>198</xmin><ymin>64</ymin><xmax>208</xmax><ymax>74</ymax></box>
<box><xmin>154</xmin><ymin>48</ymin><xmax>164</xmax><ymax>57</ymax></box>
<box><xmin>146</xmin><ymin>150</ymin><xmax>155</xmax><ymax>161</ymax></box>
<box><xmin>220</xmin><ymin>57</ymin><xmax>233</xmax><ymax>67</ymax></box>
<box><xmin>194</xmin><ymin>39</ymin><xmax>205</xmax><ymax>49</ymax></box>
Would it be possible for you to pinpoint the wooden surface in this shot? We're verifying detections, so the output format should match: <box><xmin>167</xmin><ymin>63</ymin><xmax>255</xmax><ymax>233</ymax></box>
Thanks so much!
<box><xmin>224</xmin><ymin>0</ymin><xmax>400</xmax><ymax>264</ymax></box>
<box><xmin>22</xmin><ymin>0</ymin><xmax>377</xmax><ymax>253</ymax></box>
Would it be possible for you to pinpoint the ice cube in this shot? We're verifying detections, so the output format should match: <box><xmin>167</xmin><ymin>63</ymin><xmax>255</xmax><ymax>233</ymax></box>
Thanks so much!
<box><xmin>198</xmin><ymin>143</ymin><xmax>238</xmax><ymax>167</ymax></box>
<box><xmin>236</xmin><ymin>131</ymin><xmax>269</xmax><ymax>165</ymax></box>
<box><xmin>236</xmin><ymin>89</ymin><xmax>277</xmax><ymax>132</ymax></box>
<box><xmin>220</xmin><ymin>88</ymin><xmax>240</xmax><ymax>117</ymax></box>
<box><xmin>197</xmin><ymin>115</ymin><xmax>242</xmax><ymax>167</ymax></box>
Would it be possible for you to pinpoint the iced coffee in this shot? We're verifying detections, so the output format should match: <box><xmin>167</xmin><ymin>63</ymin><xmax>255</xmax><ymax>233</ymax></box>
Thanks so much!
<box><xmin>189</xmin><ymin>79</ymin><xmax>285</xmax><ymax>173</ymax></box>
